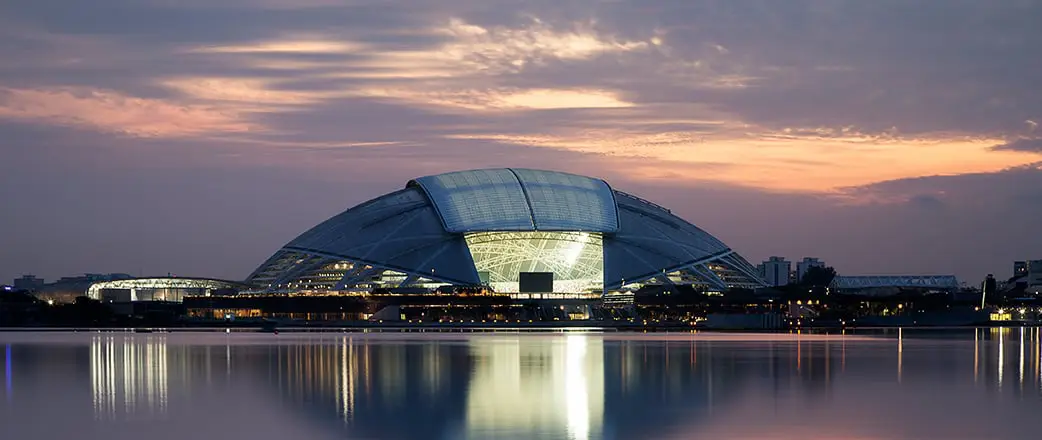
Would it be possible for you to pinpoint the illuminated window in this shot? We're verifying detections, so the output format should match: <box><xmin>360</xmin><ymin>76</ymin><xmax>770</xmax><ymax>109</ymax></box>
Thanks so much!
<box><xmin>990</xmin><ymin>312</ymin><xmax>1012</xmax><ymax>321</ymax></box>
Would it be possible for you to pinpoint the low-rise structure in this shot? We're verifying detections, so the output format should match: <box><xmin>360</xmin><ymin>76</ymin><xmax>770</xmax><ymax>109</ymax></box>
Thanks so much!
<box><xmin>831</xmin><ymin>275</ymin><xmax>960</xmax><ymax>296</ymax></box>
<box><xmin>87</xmin><ymin>277</ymin><xmax>244</xmax><ymax>303</ymax></box>
<box><xmin>13</xmin><ymin>275</ymin><xmax>45</xmax><ymax>291</ymax></box>
<box><xmin>33</xmin><ymin>273</ymin><xmax>133</xmax><ymax>304</ymax></box>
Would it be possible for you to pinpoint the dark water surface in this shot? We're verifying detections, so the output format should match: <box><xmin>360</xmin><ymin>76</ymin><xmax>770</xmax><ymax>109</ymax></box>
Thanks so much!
<box><xmin>2</xmin><ymin>329</ymin><xmax>1042</xmax><ymax>439</ymax></box>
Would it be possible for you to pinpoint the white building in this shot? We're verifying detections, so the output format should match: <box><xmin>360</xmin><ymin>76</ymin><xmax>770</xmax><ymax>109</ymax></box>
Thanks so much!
<box><xmin>795</xmin><ymin>257</ymin><xmax>826</xmax><ymax>283</ymax></box>
<box><xmin>757</xmin><ymin>257</ymin><xmax>791</xmax><ymax>287</ymax></box>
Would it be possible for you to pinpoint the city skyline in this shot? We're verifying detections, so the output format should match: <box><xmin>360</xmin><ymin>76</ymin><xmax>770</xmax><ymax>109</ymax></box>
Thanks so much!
<box><xmin>2</xmin><ymin>1</ymin><xmax>1042</xmax><ymax>283</ymax></box>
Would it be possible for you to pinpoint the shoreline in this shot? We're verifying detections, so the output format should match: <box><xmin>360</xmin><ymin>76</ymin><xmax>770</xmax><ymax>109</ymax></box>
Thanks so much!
<box><xmin>0</xmin><ymin>322</ymin><xmax>1035</xmax><ymax>333</ymax></box>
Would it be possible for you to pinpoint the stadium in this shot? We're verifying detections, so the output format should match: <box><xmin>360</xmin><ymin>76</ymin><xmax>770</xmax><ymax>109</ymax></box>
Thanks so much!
<box><xmin>245</xmin><ymin>168</ymin><xmax>765</xmax><ymax>298</ymax></box>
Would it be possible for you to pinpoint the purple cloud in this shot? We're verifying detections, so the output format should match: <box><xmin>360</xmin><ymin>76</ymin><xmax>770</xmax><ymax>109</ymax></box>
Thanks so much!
<box><xmin>993</xmin><ymin>138</ymin><xmax>1042</xmax><ymax>153</ymax></box>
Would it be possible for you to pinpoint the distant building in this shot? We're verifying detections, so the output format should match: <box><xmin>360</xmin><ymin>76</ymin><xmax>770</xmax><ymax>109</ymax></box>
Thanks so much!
<box><xmin>55</xmin><ymin>273</ymin><xmax>133</xmax><ymax>284</ymax></box>
<box><xmin>1014</xmin><ymin>261</ymin><xmax>1028</xmax><ymax>277</ymax></box>
<box><xmin>33</xmin><ymin>273</ymin><xmax>134</xmax><ymax>304</ymax></box>
<box><xmin>87</xmin><ymin>277</ymin><xmax>244</xmax><ymax>303</ymax></box>
<box><xmin>795</xmin><ymin>258</ymin><xmax>826</xmax><ymax>283</ymax></box>
<box><xmin>1028</xmin><ymin>260</ymin><xmax>1042</xmax><ymax>294</ymax></box>
<box><xmin>757</xmin><ymin>257</ymin><xmax>791</xmax><ymax>287</ymax></box>
<box><xmin>13</xmin><ymin>275</ymin><xmax>45</xmax><ymax>291</ymax></box>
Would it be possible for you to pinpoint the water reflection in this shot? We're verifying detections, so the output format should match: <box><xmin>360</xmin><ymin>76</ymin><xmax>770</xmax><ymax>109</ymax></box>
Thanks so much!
<box><xmin>2</xmin><ymin>330</ymin><xmax>1042</xmax><ymax>439</ymax></box>
<box><xmin>465</xmin><ymin>334</ymin><xmax>603</xmax><ymax>440</ymax></box>
<box><xmin>90</xmin><ymin>335</ymin><xmax>170</xmax><ymax>420</ymax></box>
<box><xmin>999</xmin><ymin>327</ymin><xmax>1005</xmax><ymax>386</ymax></box>
<box><xmin>265</xmin><ymin>337</ymin><xmax>367</xmax><ymax>423</ymax></box>
<box><xmin>898</xmin><ymin>327</ymin><xmax>903</xmax><ymax>382</ymax></box>
<box><xmin>967</xmin><ymin>327</ymin><xmax>1042</xmax><ymax>397</ymax></box>
<box><xmin>4</xmin><ymin>344</ymin><xmax>10</xmax><ymax>402</ymax></box>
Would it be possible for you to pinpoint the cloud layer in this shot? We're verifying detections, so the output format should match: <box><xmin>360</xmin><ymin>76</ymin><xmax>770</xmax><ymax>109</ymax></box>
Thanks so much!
<box><xmin>2</xmin><ymin>0</ymin><xmax>1042</xmax><ymax>283</ymax></box>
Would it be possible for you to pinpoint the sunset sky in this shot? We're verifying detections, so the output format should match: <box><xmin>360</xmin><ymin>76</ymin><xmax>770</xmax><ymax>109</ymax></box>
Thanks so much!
<box><xmin>2</xmin><ymin>0</ymin><xmax>1041</xmax><ymax>284</ymax></box>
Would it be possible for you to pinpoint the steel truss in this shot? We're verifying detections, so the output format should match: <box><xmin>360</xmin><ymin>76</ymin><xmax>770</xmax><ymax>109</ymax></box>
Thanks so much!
<box><xmin>465</xmin><ymin>231</ymin><xmax>603</xmax><ymax>293</ymax></box>
<box><xmin>832</xmin><ymin>275</ymin><xmax>959</xmax><ymax>290</ymax></box>
<box><xmin>246</xmin><ymin>236</ymin><xmax>766</xmax><ymax>295</ymax></box>
<box><xmin>245</xmin><ymin>251</ymin><xmax>452</xmax><ymax>294</ymax></box>
<box><xmin>614</xmin><ymin>251</ymin><xmax>767</xmax><ymax>291</ymax></box>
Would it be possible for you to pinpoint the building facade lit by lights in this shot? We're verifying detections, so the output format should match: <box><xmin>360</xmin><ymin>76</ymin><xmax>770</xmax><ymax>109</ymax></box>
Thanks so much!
<box><xmin>246</xmin><ymin>169</ymin><xmax>766</xmax><ymax>297</ymax></box>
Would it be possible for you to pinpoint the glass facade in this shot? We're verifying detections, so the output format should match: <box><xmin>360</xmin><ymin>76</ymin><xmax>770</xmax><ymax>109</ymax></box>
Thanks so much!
<box><xmin>465</xmin><ymin>231</ymin><xmax>604</xmax><ymax>294</ymax></box>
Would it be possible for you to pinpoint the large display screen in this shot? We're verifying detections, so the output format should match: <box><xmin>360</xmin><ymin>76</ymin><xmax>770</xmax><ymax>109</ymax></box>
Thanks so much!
<box><xmin>519</xmin><ymin>272</ymin><xmax>554</xmax><ymax>293</ymax></box>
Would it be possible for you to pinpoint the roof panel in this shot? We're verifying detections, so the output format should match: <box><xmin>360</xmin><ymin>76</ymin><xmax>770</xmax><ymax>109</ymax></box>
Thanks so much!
<box><xmin>412</xmin><ymin>168</ymin><xmax>618</xmax><ymax>233</ymax></box>
<box><xmin>413</xmin><ymin>169</ymin><xmax>533</xmax><ymax>232</ymax></box>
<box><xmin>511</xmin><ymin>168</ymin><xmax>618</xmax><ymax>232</ymax></box>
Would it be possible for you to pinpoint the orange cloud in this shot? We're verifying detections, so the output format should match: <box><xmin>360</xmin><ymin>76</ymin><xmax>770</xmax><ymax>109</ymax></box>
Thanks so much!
<box><xmin>159</xmin><ymin>77</ymin><xmax>346</xmax><ymax>107</ymax></box>
<box><xmin>354</xmin><ymin>87</ymin><xmax>633</xmax><ymax>111</ymax></box>
<box><xmin>435</xmin><ymin>17</ymin><xmax>653</xmax><ymax>72</ymax></box>
<box><xmin>0</xmin><ymin>87</ymin><xmax>256</xmax><ymax>137</ymax></box>
<box><xmin>450</xmin><ymin>128</ymin><xmax>1038</xmax><ymax>192</ymax></box>
<box><xmin>186</xmin><ymin>38</ymin><xmax>365</xmax><ymax>55</ymax></box>
<box><xmin>185</xmin><ymin>17</ymin><xmax>653</xmax><ymax>79</ymax></box>
<box><xmin>174</xmin><ymin>18</ymin><xmax>654</xmax><ymax>111</ymax></box>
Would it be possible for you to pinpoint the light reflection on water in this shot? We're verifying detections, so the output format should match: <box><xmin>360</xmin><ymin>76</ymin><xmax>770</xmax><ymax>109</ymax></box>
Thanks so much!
<box><xmin>464</xmin><ymin>333</ymin><xmax>602</xmax><ymax>440</ymax></box>
<box><xmin>1</xmin><ymin>329</ymin><xmax>1042</xmax><ymax>439</ymax></box>
<box><xmin>90</xmin><ymin>335</ymin><xmax>170</xmax><ymax>420</ymax></box>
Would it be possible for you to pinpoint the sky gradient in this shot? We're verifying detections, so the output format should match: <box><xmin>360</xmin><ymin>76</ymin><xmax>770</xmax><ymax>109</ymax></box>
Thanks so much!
<box><xmin>2</xmin><ymin>0</ymin><xmax>1041</xmax><ymax>285</ymax></box>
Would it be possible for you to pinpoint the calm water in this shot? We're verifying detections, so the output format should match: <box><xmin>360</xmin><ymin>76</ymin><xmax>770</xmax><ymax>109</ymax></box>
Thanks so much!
<box><xmin>2</xmin><ymin>329</ymin><xmax>1042</xmax><ymax>439</ymax></box>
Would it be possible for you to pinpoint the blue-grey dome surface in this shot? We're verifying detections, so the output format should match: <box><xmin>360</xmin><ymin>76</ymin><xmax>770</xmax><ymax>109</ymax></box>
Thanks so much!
<box><xmin>246</xmin><ymin>169</ymin><xmax>764</xmax><ymax>293</ymax></box>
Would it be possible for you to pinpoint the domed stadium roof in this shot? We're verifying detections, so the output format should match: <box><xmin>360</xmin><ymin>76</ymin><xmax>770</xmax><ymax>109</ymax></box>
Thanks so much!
<box><xmin>246</xmin><ymin>168</ymin><xmax>764</xmax><ymax>293</ymax></box>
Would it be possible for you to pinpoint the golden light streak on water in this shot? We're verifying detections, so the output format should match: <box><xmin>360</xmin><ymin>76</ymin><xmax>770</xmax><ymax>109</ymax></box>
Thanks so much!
<box><xmin>998</xmin><ymin>328</ymin><xmax>1005</xmax><ymax>388</ymax></box>
<box><xmin>974</xmin><ymin>328</ymin><xmax>979</xmax><ymax>384</ymax></box>
<box><xmin>1020</xmin><ymin>327</ymin><xmax>1025</xmax><ymax>389</ymax></box>
<box><xmin>565</xmin><ymin>334</ymin><xmax>590</xmax><ymax>440</ymax></box>
<box><xmin>897</xmin><ymin>328</ymin><xmax>903</xmax><ymax>383</ymax></box>
<box><xmin>90</xmin><ymin>335</ymin><xmax>169</xmax><ymax>421</ymax></box>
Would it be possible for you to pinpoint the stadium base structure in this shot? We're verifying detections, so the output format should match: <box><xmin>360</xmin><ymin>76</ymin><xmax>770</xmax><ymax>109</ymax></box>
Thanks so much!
<box><xmin>246</xmin><ymin>169</ymin><xmax>766</xmax><ymax>297</ymax></box>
